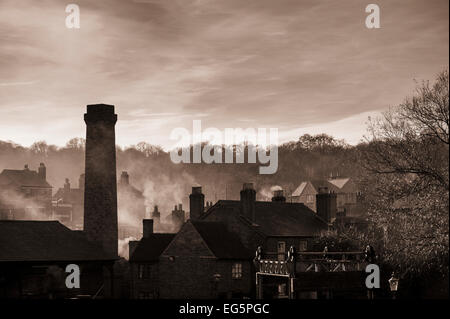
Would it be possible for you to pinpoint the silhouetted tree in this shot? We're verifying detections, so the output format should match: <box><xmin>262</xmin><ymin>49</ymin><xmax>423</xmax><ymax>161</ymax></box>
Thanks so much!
<box><xmin>361</xmin><ymin>69</ymin><xmax>449</xmax><ymax>279</ymax></box>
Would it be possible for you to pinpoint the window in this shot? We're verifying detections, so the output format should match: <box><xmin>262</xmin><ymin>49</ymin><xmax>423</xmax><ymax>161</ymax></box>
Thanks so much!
<box><xmin>232</xmin><ymin>263</ymin><xmax>242</xmax><ymax>279</ymax></box>
<box><xmin>299</xmin><ymin>240</ymin><xmax>308</xmax><ymax>252</ymax></box>
<box><xmin>138</xmin><ymin>291</ymin><xmax>153</xmax><ymax>299</ymax></box>
<box><xmin>306</xmin><ymin>195</ymin><xmax>314</xmax><ymax>203</ymax></box>
<box><xmin>277</xmin><ymin>241</ymin><xmax>286</xmax><ymax>261</ymax></box>
<box><xmin>138</xmin><ymin>264</ymin><xmax>151</xmax><ymax>279</ymax></box>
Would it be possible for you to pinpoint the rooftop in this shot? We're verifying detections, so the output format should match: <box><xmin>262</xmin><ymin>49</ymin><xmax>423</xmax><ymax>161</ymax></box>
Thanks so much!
<box><xmin>0</xmin><ymin>168</ymin><xmax>51</xmax><ymax>188</ymax></box>
<box><xmin>0</xmin><ymin>221</ymin><xmax>113</xmax><ymax>262</ymax></box>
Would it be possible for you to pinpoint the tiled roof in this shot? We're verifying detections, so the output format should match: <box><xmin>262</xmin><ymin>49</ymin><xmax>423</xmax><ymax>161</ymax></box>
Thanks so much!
<box><xmin>0</xmin><ymin>221</ymin><xmax>113</xmax><ymax>262</ymax></box>
<box><xmin>202</xmin><ymin>200</ymin><xmax>328</xmax><ymax>237</ymax></box>
<box><xmin>191</xmin><ymin>220</ymin><xmax>252</xmax><ymax>260</ymax></box>
<box><xmin>129</xmin><ymin>234</ymin><xmax>175</xmax><ymax>262</ymax></box>
<box><xmin>0</xmin><ymin>169</ymin><xmax>52</xmax><ymax>188</ymax></box>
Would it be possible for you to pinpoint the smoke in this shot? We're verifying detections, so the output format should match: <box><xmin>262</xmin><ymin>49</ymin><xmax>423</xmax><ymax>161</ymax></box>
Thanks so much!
<box><xmin>118</xmin><ymin>236</ymin><xmax>137</xmax><ymax>260</ymax></box>
<box><xmin>0</xmin><ymin>188</ymin><xmax>51</xmax><ymax>220</ymax></box>
<box><xmin>258</xmin><ymin>185</ymin><xmax>282</xmax><ymax>201</ymax></box>
<box><xmin>142</xmin><ymin>171</ymin><xmax>197</xmax><ymax>221</ymax></box>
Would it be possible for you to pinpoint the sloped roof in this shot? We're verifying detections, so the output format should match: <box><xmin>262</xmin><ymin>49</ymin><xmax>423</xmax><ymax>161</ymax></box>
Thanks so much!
<box><xmin>202</xmin><ymin>200</ymin><xmax>328</xmax><ymax>237</ymax></box>
<box><xmin>0</xmin><ymin>169</ymin><xmax>52</xmax><ymax>188</ymax></box>
<box><xmin>328</xmin><ymin>177</ymin><xmax>350</xmax><ymax>189</ymax></box>
<box><xmin>0</xmin><ymin>221</ymin><xmax>113</xmax><ymax>262</ymax></box>
<box><xmin>310</xmin><ymin>179</ymin><xmax>340</xmax><ymax>193</ymax></box>
<box><xmin>292</xmin><ymin>182</ymin><xmax>307</xmax><ymax>196</ymax></box>
<box><xmin>129</xmin><ymin>234</ymin><xmax>176</xmax><ymax>262</ymax></box>
<box><xmin>191</xmin><ymin>220</ymin><xmax>252</xmax><ymax>260</ymax></box>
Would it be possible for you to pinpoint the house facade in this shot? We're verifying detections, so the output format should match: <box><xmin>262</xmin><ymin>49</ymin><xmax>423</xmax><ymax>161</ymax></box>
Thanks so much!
<box><xmin>129</xmin><ymin>218</ymin><xmax>252</xmax><ymax>299</ymax></box>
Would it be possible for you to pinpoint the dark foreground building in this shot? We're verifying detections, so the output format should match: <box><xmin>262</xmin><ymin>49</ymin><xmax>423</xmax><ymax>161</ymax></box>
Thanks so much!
<box><xmin>0</xmin><ymin>221</ymin><xmax>115</xmax><ymax>298</ymax></box>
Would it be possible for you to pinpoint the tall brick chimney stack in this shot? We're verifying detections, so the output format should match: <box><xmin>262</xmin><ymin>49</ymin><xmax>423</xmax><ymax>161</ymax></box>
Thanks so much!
<box><xmin>189</xmin><ymin>186</ymin><xmax>204</xmax><ymax>220</ymax></box>
<box><xmin>142</xmin><ymin>219</ymin><xmax>154</xmax><ymax>238</ymax></box>
<box><xmin>83</xmin><ymin>104</ymin><xmax>118</xmax><ymax>258</ymax></box>
<box><xmin>271</xmin><ymin>189</ymin><xmax>286</xmax><ymax>202</ymax></box>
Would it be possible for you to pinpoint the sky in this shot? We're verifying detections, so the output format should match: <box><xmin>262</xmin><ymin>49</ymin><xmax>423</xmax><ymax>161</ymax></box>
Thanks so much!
<box><xmin>0</xmin><ymin>0</ymin><xmax>448</xmax><ymax>149</ymax></box>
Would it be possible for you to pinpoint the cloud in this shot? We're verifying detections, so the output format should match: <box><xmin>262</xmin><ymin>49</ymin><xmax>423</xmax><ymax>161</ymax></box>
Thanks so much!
<box><xmin>0</xmin><ymin>0</ymin><xmax>448</xmax><ymax>148</ymax></box>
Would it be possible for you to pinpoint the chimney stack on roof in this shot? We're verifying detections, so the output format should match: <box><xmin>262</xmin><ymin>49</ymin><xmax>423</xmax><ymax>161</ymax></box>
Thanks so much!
<box><xmin>240</xmin><ymin>183</ymin><xmax>256</xmax><ymax>223</ymax></box>
<box><xmin>172</xmin><ymin>204</ymin><xmax>185</xmax><ymax>229</ymax></box>
<box><xmin>142</xmin><ymin>219</ymin><xmax>154</xmax><ymax>238</ymax></box>
<box><xmin>152</xmin><ymin>205</ymin><xmax>160</xmax><ymax>219</ymax></box>
<box><xmin>64</xmin><ymin>178</ymin><xmax>71</xmax><ymax>191</ymax></box>
<box><xmin>189</xmin><ymin>186</ymin><xmax>204</xmax><ymax>220</ymax></box>
<box><xmin>271</xmin><ymin>189</ymin><xmax>286</xmax><ymax>202</ymax></box>
<box><xmin>38</xmin><ymin>163</ymin><xmax>46</xmax><ymax>180</ymax></box>
<box><xmin>316</xmin><ymin>187</ymin><xmax>337</xmax><ymax>224</ymax></box>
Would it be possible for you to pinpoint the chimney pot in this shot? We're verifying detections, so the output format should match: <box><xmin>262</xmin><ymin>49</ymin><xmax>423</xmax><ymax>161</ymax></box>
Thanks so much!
<box><xmin>120</xmin><ymin>171</ymin><xmax>129</xmax><ymax>185</ymax></box>
<box><xmin>38</xmin><ymin>163</ymin><xmax>46</xmax><ymax>180</ymax></box>
<box><xmin>272</xmin><ymin>189</ymin><xmax>286</xmax><ymax>202</ymax></box>
<box><xmin>64</xmin><ymin>178</ymin><xmax>71</xmax><ymax>190</ymax></box>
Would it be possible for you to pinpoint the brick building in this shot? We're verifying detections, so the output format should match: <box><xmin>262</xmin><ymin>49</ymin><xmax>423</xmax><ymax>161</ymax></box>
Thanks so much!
<box><xmin>129</xmin><ymin>218</ymin><xmax>252</xmax><ymax>299</ymax></box>
<box><xmin>158</xmin><ymin>220</ymin><xmax>252</xmax><ymax>299</ymax></box>
<box><xmin>0</xmin><ymin>163</ymin><xmax>52</xmax><ymax>220</ymax></box>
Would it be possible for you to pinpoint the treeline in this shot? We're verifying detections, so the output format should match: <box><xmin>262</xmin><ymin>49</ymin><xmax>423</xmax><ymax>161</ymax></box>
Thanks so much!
<box><xmin>0</xmin><ymin>133</ymin><xmax>363</xmax><ymax>202</ymax></box>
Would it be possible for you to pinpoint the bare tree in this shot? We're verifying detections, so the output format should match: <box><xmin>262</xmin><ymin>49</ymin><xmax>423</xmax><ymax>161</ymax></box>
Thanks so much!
<box><xmin>361</xmin><ymin>70</ymin><xmax>449</xmax><ymax>278</ymax></box>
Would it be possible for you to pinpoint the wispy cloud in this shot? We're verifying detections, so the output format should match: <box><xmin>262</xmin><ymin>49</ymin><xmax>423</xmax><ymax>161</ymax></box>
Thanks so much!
<box><xmin>0</xmin><ymin>0</ymin><xmax>448</xmax><ymax>148</ymax></box>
